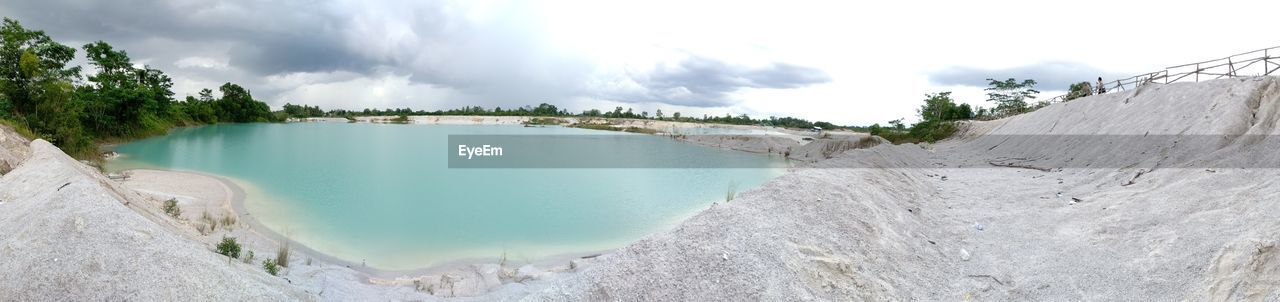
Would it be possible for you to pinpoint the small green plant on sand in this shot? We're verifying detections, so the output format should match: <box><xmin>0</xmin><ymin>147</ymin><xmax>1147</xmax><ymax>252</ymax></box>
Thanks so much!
<box><xmin>216</xmin><ymin>236</ymin><xmax>241</xmax><ymax>259</ymax></box>
<box><xmin>725</xmin><ymin>181</ymin><xmax>738</xmax><ymax>203</ymax></box>
<box><xmin>262</xmin><ymin>258</ymin><xmax>279</xmax><ymax>276</ymax></box>
<box><xmin>162</xmin><ymin>198</ymin><xmax>181</xmax><ymax>218</ymax></box>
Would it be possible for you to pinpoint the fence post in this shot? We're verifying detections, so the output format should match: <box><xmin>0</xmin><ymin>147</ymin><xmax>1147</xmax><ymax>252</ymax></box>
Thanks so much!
<box><xmin>1228</xmin><ymin>58</ymin><xmax>1235</xmax><ymax>78</ymax></box>
<box><xmin>1196</xmin><ymin>63</ymin><xmax>1200</xmax><ymax>82</ymax></box>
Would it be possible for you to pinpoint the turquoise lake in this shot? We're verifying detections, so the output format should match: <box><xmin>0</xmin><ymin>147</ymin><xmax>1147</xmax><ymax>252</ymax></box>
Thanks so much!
<box><xmin>109</xmin><ymin>122</ymin><xmax>787</xmax><ymax>270</ymax></box>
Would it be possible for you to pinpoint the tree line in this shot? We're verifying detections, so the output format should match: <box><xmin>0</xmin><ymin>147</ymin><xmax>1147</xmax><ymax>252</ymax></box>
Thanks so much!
<box><xmin>285</xmin><ymin>102</ymin><xmax>849</xmax><ymax>131</ymax></box>
<box><xmin>0</xmin><ymin>18</ymin><xmax>276</xmax><ymax>158</ymax></box>
<box><xmin>870</xmin><ymin>77</ymin><xmax>1046</xmax><ymax>143</ymax></box>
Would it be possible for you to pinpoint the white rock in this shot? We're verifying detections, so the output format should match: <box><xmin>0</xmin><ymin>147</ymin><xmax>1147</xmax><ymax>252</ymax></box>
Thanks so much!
<box><xmin>515</xmin><ymin>264</ymin><xmax>544</xmax><ymax>282</ymax></box>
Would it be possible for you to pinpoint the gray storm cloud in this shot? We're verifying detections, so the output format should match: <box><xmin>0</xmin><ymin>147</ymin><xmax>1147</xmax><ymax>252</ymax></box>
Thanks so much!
<box><xmin>618</xmin><ymin>56</ymin><xmax>832</xmax><ymax>107</ymax></box>
<box><xmin>0</xmin><ymin>0</ymin><xmax>829</xmax><ymax>109</ymax></box>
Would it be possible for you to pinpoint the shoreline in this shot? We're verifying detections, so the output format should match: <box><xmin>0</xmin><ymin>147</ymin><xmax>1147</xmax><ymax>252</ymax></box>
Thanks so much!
<box><xmin>103</xmin><ymin>119</ymin><xmax>868</xmax><ymax>279</ymax></box>
<box><xmin>123</xmin><ymin>168</ymin><xmax>614</xmax><ymax>279</ymax></box>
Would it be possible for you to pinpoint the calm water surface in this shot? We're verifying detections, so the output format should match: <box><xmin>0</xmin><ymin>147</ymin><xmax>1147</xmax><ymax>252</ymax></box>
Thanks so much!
<box><xmin>109</xmin><ymin>123</ymin><xmax>786</xmax><ymax>269</ymax></box>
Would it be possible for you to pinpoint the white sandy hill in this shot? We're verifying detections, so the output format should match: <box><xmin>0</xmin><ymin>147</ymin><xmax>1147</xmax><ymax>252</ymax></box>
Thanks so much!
<box><xmin>523</xmin><ymin>77</ymin><xmax>1280</xmax><ymax>301</ymax></box>
<box><xmin>0</xmin><ymin>140</ymin><xmax>309</xmax><ymax>300</ymax></box>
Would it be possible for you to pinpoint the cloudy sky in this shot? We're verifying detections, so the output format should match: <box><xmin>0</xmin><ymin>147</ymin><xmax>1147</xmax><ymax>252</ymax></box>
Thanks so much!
<box><xmin>3</xmin><ymin>0</ymin><xmax>1278</xmax><ymax>125</ymax></box>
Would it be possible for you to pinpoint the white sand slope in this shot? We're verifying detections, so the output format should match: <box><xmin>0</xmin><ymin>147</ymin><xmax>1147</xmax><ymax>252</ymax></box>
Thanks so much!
<box><xmin>523</xmin><ymin>77</ymin><xmax>1280</xmax><ymax>301</ymax></box>
<box><xmin>0</xmin><ymin>140</ymin><xmax>310</xmax><ymax>300</ymax></box>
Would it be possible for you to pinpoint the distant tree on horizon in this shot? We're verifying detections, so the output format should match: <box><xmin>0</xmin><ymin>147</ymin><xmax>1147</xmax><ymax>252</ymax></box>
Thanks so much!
<box><xmin>985</xmin><ymin>78</ymin><xmax>1039</xmax><ymax>116</ymax></box>
<box><xmin>1065</xmin><ymin>81</ymin><xmax>1093</xmax><ymax>101</ymax></box>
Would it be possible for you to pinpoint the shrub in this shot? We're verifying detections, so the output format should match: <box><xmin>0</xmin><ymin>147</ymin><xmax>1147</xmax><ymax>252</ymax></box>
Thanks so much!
<box><xmin>568</xmin><ymin>123</ymin><xmax>620</xmax><ymax>131</ymax></box>
<box><xmin>200</xmin><ymin>210</ymin><xmax>216</xmax><ymax>232</ymax></box>
<box><xmin>622</xmin><ymin>126</ymin><xmax>658</xmax><ymax>134</ymax></box>
<box><xmin>1065</xmin><ymin>81</ymin><xmax>1093</xmax><ymax>101</ymax></box>
<box><xmin>907</xmin><ymin>120</ymin><xmax>957</xmax><ymax>143</ymax></box>
<box><xmin>220</xmin><ymin>213</ymin><xmax>237</xmax><ymax>229</ymax></box>
<box><xmin>162</xmin><ymin>198</ymin><xmax>181</xmax><ymax>218</ymax></box>
<box><xmin>276</xmin><ymin>241</ymin><xmax>291</xmax><ymax>267</ymax></box>
<box><xmin>523</xmin><ymin>117</ymin><xmax>565</xmax><ymax>125</ymax></box>
<box><xmin>194</xmin><ymin>222</ymin><xmax>209</xmax><ymax>235</ymax></box>
<box><xmin>216</xmin><ymin>236</ymin><xmax>241</xmax><ymax>259</ymax></box>
<box><xmin>262</xmin><ymin>258</ymin><xmax>279</xmax><ymax>276</ymax></box>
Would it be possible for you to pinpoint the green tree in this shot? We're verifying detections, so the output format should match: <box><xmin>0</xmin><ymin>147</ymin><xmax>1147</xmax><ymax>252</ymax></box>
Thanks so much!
<box><xmin>902</xmin><ymin>92</ymin><xmax>966</xmax><ymax>143</ymax></box>
<box><xmin>78</xmin><ymin>41</ymin><xmax>176</xmax><ymax>137</ymax></box>
<box><xmin>32</xmin><ymin>80</ymin><xmax>89</xmax><ymax>154</ymax></box>
<box><xmin>532</xmin><ymin>103</ymin><xmax>559</xmax><ymax>116</ymax></box>
<box><xmin>887</xmin><ymin>118</ymin><xmax>905</xmax><ymax>131</ymax></box>
<box><xmin>918</xmin><ymin>92</ymin><xmax>955</xmax><ymax>122</ymax></box>
<box><xmin>0</xmin><ymin>18</ymin><xmax>80</xmax><ymax>126</ymax></box>
<box><xmin>0</xmin><ymin>19</ymin><xmax>91</xmax><ymax>155</ymax></box>
<box><xmin>1065</xmin><ymin>81</ymin><xmax>1093</xmax><ymax>101</ymax></box>
<box><xmin>985</xmin><ymin>78</ymin><xmax>1039</xmax><ymax>116</ymax></box>
<box><xmin>181</xmin><ymin>94</ymin><xmax>217</xmax><ymax>124</ymax></box>
<box><xmin>214</xmin><ymin>82</ymin><xmax>274</xmax><ymax>122</ymax></box>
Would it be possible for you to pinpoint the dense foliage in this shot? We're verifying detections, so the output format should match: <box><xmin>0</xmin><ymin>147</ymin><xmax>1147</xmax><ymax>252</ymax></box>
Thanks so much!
<box><xmin>281</xmin><ymin>103</ymin><xmax>325</xmax><ymax>118</ymax></box>
<box><xmin>0</xmin><ymin>18</ymin><xmax>279</xmax><ymax>158</ymax></box>
<box><xmin>870</xmin><ymin>92</ymin><xmax>976</xmax><ymax>144</ymax></box>
<box><xmin>985</xmin><ymin>78</ymin><xmax>1040</xmax><ymax>116</ymax></box>
<box><xmin>907</xmin><ymin>92</ymin><xmax>970</xmax><ymax>142</ymax></box>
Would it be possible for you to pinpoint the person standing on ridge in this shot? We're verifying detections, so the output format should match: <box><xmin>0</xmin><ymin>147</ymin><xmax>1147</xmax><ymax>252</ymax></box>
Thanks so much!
<box><xmin>1097</xmin><ymin>77</ymin><xmax>1107</xmax><ymax>94</ymax></box>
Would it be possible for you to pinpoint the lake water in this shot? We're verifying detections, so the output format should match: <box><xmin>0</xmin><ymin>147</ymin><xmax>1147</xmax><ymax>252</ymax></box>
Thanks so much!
<box><xmin>108</xmin><ymin>123</ymin><xmax>786</xmax><ymax>270</ymax></box>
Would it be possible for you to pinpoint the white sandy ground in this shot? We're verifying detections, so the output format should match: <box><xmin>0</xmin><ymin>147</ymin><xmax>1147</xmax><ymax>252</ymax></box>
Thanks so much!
<box><xmin>5</xmin><ymin>77</ymin><xmax>1280</xmax><ymax>300</ymax></box>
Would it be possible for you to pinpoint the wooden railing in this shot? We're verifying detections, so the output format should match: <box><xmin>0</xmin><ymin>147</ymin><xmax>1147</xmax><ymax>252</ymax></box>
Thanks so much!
<box><xmin>1042</xmin><ymin>46</ymin><xmax>1280</xmax><ymax>103</ymax></box>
